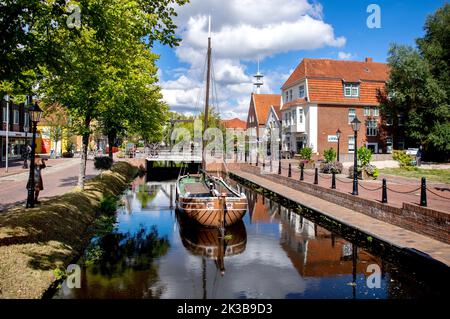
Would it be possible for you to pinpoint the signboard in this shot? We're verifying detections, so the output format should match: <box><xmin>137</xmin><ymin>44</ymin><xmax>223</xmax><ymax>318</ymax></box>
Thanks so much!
<box><xmin>327</xmin><ymin>135</ymin><xmax>338</xmax><ymax>142</ymax></box>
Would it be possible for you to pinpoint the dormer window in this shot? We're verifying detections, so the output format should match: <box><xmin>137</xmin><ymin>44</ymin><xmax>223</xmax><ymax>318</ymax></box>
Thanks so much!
<box><xmin>344</xmin><ymin>83</ymin><xmax>359</xmax><ymax>97</ymax></box>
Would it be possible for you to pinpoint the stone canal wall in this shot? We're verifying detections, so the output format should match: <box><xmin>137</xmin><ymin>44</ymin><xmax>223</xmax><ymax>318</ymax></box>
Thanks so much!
<box><xmin>0</xmin><ymin>162</ymin><xmax>138</xmax><ymax>299</ymax></box>
<box><xmin>236</xmin><ymin>165</ymin><xmax>450</xmax><ymax>244</ymax></box>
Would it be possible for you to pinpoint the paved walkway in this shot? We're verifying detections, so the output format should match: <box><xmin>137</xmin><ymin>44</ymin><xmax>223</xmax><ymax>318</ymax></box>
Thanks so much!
<box><xmin>259</xmin><ymin>160</ymin><xmax>450</xmax><ymax>213</ymax></box>
<box><xmin>0</xmin><ymin>158</ymin><xmax>98</xmax><ymax>211</ymax></box>
<box><xmin>231</xmin><ymin>169</ymin><xmax>450</xmax><ymax>267</ymax></box>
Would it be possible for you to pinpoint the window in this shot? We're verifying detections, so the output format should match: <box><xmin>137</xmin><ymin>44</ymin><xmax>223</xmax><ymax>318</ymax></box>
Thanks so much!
<box><xmin>397</xmin><ymin>138</ymin><xmax>405</xmax><ymax>150</ymax></box>
<box><xmin>289</xmin><ymin>89</ymin><xmax>293</xmax><ymax>101</ymax></box>
<box><xmin>24</xmin><ymin>113</ymin><xmax>30</xmax><ymax>129</ymax></box>
<box><xmin>364</xmin><ymin>107</ymin><xmax>370</xmax><ymax>116</ymax></box>
<box><xmin>398</xmin><ymin>113</ymin><xmax>405</xmax><ymax>126</ymax></box>
<box><xmin>386</xmin><ymin>114</ymin><xmax>393</xmax><ymax>126</ymax></box>
<box><xmin>299</xmin><ymin>109</ymin><xmax>303</xmax><ymax>124</ymax></box>
<box><xmin>344</xmin><ymin>83</ymin><xmax>359</xmax><ymax>97</ymax></box>
<box><xmin>298</xmin><ymin>85</ymin><xmax>305</xmax><ymax>98</ymax></box>
<box><xmin>292</xmin><ymin>109</ymin><xmax>296</xmax><ymax>125</ymax></box>
<box><xmin>13</xmin><ymin>110</ymin><xmax>19</xmax><ymax>124</ymax></box>
<box><xmin>386</xmin><ymin>137</ymin><xmax>393</xmax><ymax>153</ymax></box>
<box><xmin>285</xmin><ymin>91</ymin><xmax>289</xmax><ymax>102</ymax></box>
<box><xmin>2</xmin><ymin>107</ymin><xmax>6</xmax><ymax>122</ymax></box>
<box><xmin>366</xmin><ymin>120</ymin><xmax>378</xmax><ymax>136</ymax></box>
<box><xmin>348</xmin><ymin>136</ymin><xmax>355</xmax><ymax>153</ymax></box>
<box><xmin>373</xmin><ymin>107</ymin><xmax>379</xmax><ymax>117</ymax></box>
<box><xmin>348</xmin><ymin>108</ymin><xmax>356</xmax><ymax>124</ymax></box>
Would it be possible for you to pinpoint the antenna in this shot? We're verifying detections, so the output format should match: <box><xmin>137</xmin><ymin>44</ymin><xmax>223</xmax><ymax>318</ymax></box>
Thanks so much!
<box><xmin>253</xmin><ymin>58</ymin><xmax>264</xmax><ymax>94</ymax></box>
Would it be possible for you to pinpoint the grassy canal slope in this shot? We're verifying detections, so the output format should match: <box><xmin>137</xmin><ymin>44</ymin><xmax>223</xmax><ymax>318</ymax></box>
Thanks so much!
<box><xmin>0</xmin><ymin>162</ymin><xmax>138</xmax><ymax>299</ymax></box>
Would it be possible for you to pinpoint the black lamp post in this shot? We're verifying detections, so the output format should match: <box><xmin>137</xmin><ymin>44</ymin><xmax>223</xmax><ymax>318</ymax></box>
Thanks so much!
<box><xmin>278</xmin><ymin>120</ymin><xmax>282</xmax><ymax>174</ymax></box>
<box><xmin>336</xmin><ymin>128</ymin><xmax>341</xmax><ymax>162</ymax></box>
<box><xmin>350</xmin><ymin>117</ymin><xmax>361</xmax><ymax>195</ymax></box>
<box><xmin>26</xmin><ymin>101</ymin><xmax>43</xmax><ymax>208</ymax></box>
<box><xmin>22</xmin><ymin>95</ymin><xmax>32</xmax><ymax>169</ymax></box>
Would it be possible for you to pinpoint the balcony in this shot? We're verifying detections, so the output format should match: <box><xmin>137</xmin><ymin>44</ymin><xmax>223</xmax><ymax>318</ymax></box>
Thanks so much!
<box><xmin>288</xmin><ymin>123</ymin><xmax>306</xmax><ymax>133</ymax></box>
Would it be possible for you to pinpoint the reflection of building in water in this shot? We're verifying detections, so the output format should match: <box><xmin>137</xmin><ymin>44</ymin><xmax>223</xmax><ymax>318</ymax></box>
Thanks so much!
<box><xmin>278</xmin><ymin>209</ymin><xmax>381</xmax><ymax>278</ymax></box>
<box><xmin>246</xmin><ymin>190</ymin><xmax>279</xmax><ymax>224</ymax></box>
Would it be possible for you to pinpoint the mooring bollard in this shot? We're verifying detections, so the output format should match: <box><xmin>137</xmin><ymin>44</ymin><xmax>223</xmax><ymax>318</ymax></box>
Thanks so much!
<box><xmin>331</xmin><ymin>171</ymin><xmax>336</xmax><ymax>189</ymax></box>
<box><xmin>288</xmin><ymin>163</ymin><xmax>292</xmax><ymax>177</ymax></box>
<box><xmin>420</xmin><ymin>177</ymin><xmax>427</xmax><ymax>207</ymax></box>
<box><xmin>382</xmin><ymin>178</ymin><xmax>387</xmax><ymax>203</ymax></box>
<box><xmin>314</xmin><ymin>168</ymin><xmax>318</xmax><ymax>184</ymax></box>
<box><xmin>300</xmin><ymin>163</ymin><xmax>304</xmax><ymax>181</ymax></box>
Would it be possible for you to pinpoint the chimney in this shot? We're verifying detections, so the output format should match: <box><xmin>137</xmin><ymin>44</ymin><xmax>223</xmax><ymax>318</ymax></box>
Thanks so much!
<box><xmin>365</xmin><ymin>57</ymin><xmax>373</xmax><ymax>63</ymax></box>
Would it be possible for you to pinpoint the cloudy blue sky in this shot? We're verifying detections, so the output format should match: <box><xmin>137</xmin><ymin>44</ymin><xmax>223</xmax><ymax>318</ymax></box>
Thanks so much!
<box><xmin>154</xmin><ymin>0</ymin><xmax>445</xmax><ymax>120</ymax></box>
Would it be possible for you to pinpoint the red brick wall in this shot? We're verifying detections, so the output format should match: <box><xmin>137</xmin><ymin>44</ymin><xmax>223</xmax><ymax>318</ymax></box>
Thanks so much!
<box><xmin>317</xmin><ymin>105</ymin><xmax>369</xmax><ymax>156</ymax></box>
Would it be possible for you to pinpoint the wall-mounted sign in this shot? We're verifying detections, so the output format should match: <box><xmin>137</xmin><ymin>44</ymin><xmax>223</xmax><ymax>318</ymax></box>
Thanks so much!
<box><xmin>328</xmin><ymin>135</ymin><xmax>338</xmax><ymax>142</ymax></box>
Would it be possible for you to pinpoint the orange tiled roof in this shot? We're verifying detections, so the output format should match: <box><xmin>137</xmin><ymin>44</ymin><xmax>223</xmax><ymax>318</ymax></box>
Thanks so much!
<box><xmin>282</xmin><ymin>58</ymin><xmax>389</xmax><ymax>89</ymax></box>
<box><xmin>221</xmin><ymin>117</ymin><xmax>247</xmax><ymax>130</ymax></box>
<box><xmin>253</xmin><ymin>93</ymin><xmax>281</xmax><ymax>125</ymax></box>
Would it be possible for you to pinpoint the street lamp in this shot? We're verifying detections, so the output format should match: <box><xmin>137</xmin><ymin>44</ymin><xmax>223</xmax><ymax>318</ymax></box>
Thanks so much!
<box><xmin>278</xmin><ymin>120</ymin><xmax>282</xmax><ymax>174</ymax></box>
<box><xmin>3</xmin><ymin>94</ymin><xmax>11</xmax><ymax>172</ymax></box>
<box><xmin>350</xmin><ymin>117</ymin><xmax>361</xmax><ymax>195</ymax></box>
<box><xmin>22</xmin><ymin>95</ymin><xmax>32</xmax><ymax>169</ymax></box>
<box><xmin>26</xmin><ymin>101</ymin><xmax>43</xmax><ymax>208</ymax></box>
<box><xmin>336</xmin><ymin>128</ymin><xmax>341</xmax><ymax>162</ymax></box>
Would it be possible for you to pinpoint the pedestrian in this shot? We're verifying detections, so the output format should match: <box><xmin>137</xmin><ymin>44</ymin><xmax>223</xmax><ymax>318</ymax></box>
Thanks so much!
<box><xmin>27</xmin><ymin>155</ymin><xmax>46</xmax><ymax>204</ymax></box>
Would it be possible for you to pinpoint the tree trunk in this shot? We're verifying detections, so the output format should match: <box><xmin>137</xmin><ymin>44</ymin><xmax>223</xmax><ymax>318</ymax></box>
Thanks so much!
<box><xmin>78</xmin><ymin>116</ymin><xmax>91</xmax><ymax>190</ymax></box>
<box><xmin>108</xmin><ymin>132</ymin><xmax>115</xmax><ymax>160</ymax></box>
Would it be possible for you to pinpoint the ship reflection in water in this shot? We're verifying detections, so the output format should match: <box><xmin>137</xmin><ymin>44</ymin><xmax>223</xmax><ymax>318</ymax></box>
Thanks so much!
<box><xmin>55</xmin><ymin>179</ymin><xmax>444</xmax><ymax>299</ymax></box>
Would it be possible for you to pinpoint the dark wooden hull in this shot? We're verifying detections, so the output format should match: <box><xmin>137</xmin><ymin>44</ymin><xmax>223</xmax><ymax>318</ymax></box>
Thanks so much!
<box><xmin>176</xmin><ymin>174</ymin><xmax>247</xmax><ymax>228</ymax></box>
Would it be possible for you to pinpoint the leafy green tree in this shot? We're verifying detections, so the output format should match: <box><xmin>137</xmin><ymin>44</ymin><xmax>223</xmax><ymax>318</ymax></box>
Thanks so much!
<box><xmin>379</xmin><ymin>4</ymin><xmax>450</xmax><ymax>159</ymax></box>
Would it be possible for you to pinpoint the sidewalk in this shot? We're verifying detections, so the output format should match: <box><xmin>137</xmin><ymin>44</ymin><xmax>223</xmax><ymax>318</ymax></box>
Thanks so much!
<box><xmin>259</xmin><ymin>159</ymin><xmax>450</xmax><ymax>213</ymax></box>
<box><xmin>0</xmin><ymin>158</ymin><xmax>98</xmax><ymax>211</ymax></box>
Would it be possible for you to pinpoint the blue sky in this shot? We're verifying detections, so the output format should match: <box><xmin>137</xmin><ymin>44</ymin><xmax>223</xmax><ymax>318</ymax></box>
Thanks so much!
<box><xmin>153</xmin><ymin>0</ymin><xmax>446</xmax><ymax>119</ymax></box>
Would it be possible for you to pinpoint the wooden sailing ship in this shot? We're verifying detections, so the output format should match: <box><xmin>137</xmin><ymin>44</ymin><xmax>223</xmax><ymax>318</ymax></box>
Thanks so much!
<box><xmin>175</xmin><ymin>18</ymin><xmax>247</xmax><ymax>228</ymax></box>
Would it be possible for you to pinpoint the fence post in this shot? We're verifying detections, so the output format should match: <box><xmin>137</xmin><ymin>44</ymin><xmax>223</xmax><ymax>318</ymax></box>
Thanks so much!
<box><xmin>420</xmin><ymin>177</ymin><xmax>427</xmax><ymax>207</ymax></box>
<box><xmin>288</xmin><ymin>163</ymin><xmax>292</xmax><ymax>178</ymax></box>
<box><xmin>331</xmin><ymin>172</ymin><xmax>336</xmax><ymax>189</ymax></box>
<box><xmin>314</xmin><ymin>168</ymin><xmax>318</xmax><ymax>185</ymax></box>
<box><xmin>278</xmin><ymin>160</ymin><xmax>281</xmax><ymax>175</ymax></box>
<box><xmin>382</xmin><ymin>178</ymin><xmax>387</xmax><ymax>203</ymax></box>
<box><xmin>300</xmin><ymin>163</ymin><xmax>304</xmax><ymax>181</ymax></box>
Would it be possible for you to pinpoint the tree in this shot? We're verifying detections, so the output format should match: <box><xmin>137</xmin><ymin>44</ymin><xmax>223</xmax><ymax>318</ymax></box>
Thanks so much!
<box><xmin>39</xmin><ymin>0</ymin><xmax>187</xmax><ymax>189</ymax></box>
<box><xmin>379</xmin><ymin>4</ymin><xmax>450</xmax><ymax>159</ymax></box>
<box><xmin>41</xmin><ymin>103</ymin><xmax>70</xmax><ymax>158</ymax></box>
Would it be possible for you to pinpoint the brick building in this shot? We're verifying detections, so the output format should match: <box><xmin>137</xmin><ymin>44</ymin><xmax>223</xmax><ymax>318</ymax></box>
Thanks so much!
<box><xmin>280</xmin><ymin>58</ymin><xmax>393</xmax><ymax>158</ymax></box>
<box><xmin>1</xmin><ymin>99</ymin><xmax>31</xmax><ymax>166</ymax></box>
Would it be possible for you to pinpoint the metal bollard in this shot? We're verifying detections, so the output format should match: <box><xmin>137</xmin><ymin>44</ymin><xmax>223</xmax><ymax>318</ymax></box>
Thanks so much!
<box><xmin>331</xmin><ymin>171</ymin><xmax>336</xmax><ymax>189</ymax></box>
<box><xmin>300</xmin><ymin>163</ymin><xmax>304</xmax><ymax>181</ymax></box>
<box><xmin>382</xmin><ymin>178</ymin><xmax>387</xmax><ymax>203</ymax></box>
<box><xmin>270</xmin><ymin>159</ymin><xmax>273</xmax><ymax>172</ymax></box>
<box><xmin>278</xmin><ymin>160</ymin><xmax>281</xmax><ymax>175</ymax></box>
<box><xmin>314</xmin><ymin>168</ymin><xmax>318</xmax><ymax>185</ymax></box>
<box><xmin>263</xmin><ymin>161</ymin><xmax>265</xmax><ymax>169</ymax></box>
<box><xmin>288</xmin><ymin>163</ymin><xmax>292</xmax><ymax>177</ymax></box>
<box><xmin>420</xmin><ymin>177</ymin><xmax>427</xmax><ymax>207</ymax></box>
<box><xmin>256</xmin><ymin>154</ymin><xmax>259</xmax><ymax>167</ymax></box>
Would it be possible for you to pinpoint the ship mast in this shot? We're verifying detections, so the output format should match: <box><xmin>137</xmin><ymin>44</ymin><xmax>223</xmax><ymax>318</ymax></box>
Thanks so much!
<box><xmin>202</xmin><ymin>16</ymin><xmax>212</xmax><ymax>171</ymax></box>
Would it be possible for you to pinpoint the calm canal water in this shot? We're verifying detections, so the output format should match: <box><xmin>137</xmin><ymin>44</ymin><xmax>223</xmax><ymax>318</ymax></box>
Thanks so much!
<box><xmin>55</xmin><ymin>176</ymin><xmax>445</xmax><ymax>299</ymax></box>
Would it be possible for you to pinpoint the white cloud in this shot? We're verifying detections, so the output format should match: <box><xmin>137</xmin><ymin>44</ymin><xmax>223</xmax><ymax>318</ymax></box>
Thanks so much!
<box><xmin>161</xmin><ymin>0</ymin><xmax>346</xmax><ymax>119</ymax></box>
<box><xmin>338</xmin><ymin>51</ymin><xmax>354</xmax><ymax>60</ymax></box>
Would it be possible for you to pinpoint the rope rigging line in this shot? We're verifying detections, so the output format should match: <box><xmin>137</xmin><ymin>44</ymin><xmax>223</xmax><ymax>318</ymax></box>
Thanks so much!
<box><xmin>426</xmin><ymin>187</ymin><xmax>450</xmax><ymax>200</ymax></box>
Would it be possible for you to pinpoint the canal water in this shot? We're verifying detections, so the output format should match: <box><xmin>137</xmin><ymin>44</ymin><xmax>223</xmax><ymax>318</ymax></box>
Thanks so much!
<box><xmin>55</xmin><ymin>176</ymin><xmax>444</xmax><ymax>299</ymax></box>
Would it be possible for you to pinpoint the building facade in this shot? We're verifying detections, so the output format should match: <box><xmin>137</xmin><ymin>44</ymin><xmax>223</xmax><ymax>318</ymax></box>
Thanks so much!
<box><xmin>280</xmin><ymin>58</ymin><xmax>393</xmax><ymax>158</ymax></box>
<box><xmin>1</xmin><ymin>100</ymin><xmax>31</xmax><ymax>166</ymax></box>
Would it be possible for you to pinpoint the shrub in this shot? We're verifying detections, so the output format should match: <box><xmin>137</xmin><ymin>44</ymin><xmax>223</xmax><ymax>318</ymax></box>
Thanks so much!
<box><xmin>298</xmin><ymin>147</ymin><xmax>313</xmax><ymax>161</ymax></box>
<box><xmin>99</xmin><ymin>195</ymin><xmax>118</xmax><ymax>216</ymax></box>
<box><xmin>323</xmin><ymin>148</ymin><xmax>336</xmax><ymax>163</ymax></box>
<box><xmin>94</xmin><ymin>156</ymin><xmax>113</xmax><ymax>170</ymax></box>
<box><xmin>357</xmin><ymin>146</ymin><xmax>372</xmax><ymax>166</ymax></box>
<box><xmin>320</xmin><ymin>161</ymin><xmax>343</xmax><ymax>174</ymax></box>
<box><xmin>392</xmin><ymin>150</ymin><xmax>414</xmax><ymax>169</ymax></box>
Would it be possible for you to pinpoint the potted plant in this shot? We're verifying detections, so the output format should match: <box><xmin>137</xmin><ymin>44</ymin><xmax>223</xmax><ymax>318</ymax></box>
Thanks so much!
<box><xmin>349</xmin><ymin>147</ymin><xmax>379</xmax><ymax>179</ymax></box>
<box><xmin>298</xmin><ymin>147</ymin><xmax>315</xmax><ymax>169</ymax></box>
<box><xmin>320</xmin><ymin>147</ymin><xmax>343</xmax><ymax>174</ymax></box>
